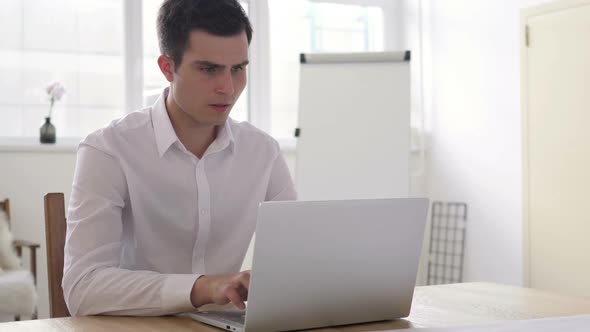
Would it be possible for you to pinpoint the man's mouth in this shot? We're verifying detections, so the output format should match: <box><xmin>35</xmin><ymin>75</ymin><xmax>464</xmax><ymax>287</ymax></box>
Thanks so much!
<box><xmin>209</xmin><ymin>103</ymin><xmax>231</xmax><ymax>113</ymax></box>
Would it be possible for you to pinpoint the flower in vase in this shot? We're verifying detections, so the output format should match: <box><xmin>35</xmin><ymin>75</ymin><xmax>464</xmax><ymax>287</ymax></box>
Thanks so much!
<box><xmin>46</xmin><ymin>82</ymin><xmax>66</xmax><ymax>118</ymax></box>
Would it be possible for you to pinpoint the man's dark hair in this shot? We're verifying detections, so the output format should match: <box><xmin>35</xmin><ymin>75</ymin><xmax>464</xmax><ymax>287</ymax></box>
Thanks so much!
<box><xmin>157</xmin><ymin>0</ymin><xmax>253</xmax><ymax>68</ymax></box>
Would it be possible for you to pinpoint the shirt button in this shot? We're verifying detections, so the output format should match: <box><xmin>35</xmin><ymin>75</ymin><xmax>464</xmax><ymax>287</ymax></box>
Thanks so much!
<box><xmin>200</xmin><ymin>209</ymin><xmax>208</xmax><ymax>215</ymax></box>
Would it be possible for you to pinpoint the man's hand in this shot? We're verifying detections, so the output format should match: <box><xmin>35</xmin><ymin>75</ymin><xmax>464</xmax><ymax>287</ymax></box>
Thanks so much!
<box><xmin>190</xmin><ymin>271</ymin><xmax>251</xmax><ymax>310</ymax></box>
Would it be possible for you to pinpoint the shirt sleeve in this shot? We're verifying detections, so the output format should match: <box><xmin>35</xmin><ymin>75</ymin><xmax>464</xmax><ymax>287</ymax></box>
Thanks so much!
<box><xmin>63</xmin><ymin>141</ymin><xmax>200</xmax><ymax>316</ymax></box>
<box><xmin>265</xmin><ymin>142</ymin><xmax>298</xmax><ymax>201</ymax></box>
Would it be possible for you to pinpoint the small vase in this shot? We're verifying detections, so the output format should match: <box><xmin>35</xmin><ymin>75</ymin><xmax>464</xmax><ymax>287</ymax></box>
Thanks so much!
<box><xmin>40</xmin><ymin>117</ymin><xmax>56</xmax><ymax>144</ymax></box>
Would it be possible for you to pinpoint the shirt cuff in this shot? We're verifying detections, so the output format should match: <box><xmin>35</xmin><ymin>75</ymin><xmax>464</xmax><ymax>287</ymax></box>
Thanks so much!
<box><xmin>161</xmin><ymin>274</ymin><xmax>202</xmax><ymax>314</ymax></box>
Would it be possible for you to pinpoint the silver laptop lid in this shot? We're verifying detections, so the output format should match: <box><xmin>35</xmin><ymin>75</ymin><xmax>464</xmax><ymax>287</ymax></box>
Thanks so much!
<box><xmin>245</xmin><ymin>198</ymin><xmax>429</xmax><ymax>332</ymax></box>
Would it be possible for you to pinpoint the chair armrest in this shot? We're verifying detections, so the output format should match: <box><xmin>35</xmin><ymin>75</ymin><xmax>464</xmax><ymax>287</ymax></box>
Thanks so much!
<box><xmin>13</xmin><ymin>239</ymin><xmax>41</xmax><ymax>250</ymax></box>
<box><xmin>12</xmin><ymin>240</ymin><xmax>41</xmax><ymax>249</ymax></box>
<box><xmin>12</xmin><ymin>239</ymin><xmax>41</xmax><ymax>286</ymax></box>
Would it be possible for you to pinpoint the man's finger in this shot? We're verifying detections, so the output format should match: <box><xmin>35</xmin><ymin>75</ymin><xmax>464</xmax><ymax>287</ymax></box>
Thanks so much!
<box><xmin>237</xmin><ymin>272</ymin><xmax>251</xmax><ymax>290</ymax></box>
<box><xmin>237</xmin><ymin>286</ymin><xmax>248</xmax><ymax>301</ymax></box>
<box><xmin>225</xmin><ymin>286</ymin><xmax>246</xmax><ymax>310</ymax></box>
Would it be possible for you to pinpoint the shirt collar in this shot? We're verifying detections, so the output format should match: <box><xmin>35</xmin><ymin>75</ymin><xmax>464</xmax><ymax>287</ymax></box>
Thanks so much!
<box><xmin>152</xmin><ymin>87</ymin><xmax>235</xmax><ymax>158</ymax></box>
<box><xmin>152</xmin><ymin>88</ymin><xmax>179</xmax><ymax>158</ymax></box>
<box><xmin>210</xmin><ymin>118</ymin><xmax>235</xmax><ymax>154</ymax></box>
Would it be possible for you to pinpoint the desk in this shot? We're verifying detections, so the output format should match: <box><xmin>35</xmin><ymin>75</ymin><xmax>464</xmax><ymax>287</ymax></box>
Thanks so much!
<box><xmin>2</xmin><ymin>282</ymin><xmax>590</xmax><ymax>331</ymax></box>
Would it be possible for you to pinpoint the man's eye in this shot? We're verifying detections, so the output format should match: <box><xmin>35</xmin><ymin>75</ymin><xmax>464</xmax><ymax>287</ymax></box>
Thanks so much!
<box><xmin>232</xmin><ymin>65</ymin><xmax>244</xmax><ymax>72</ymax></box>
<box><xmin>201</xmin><ymin>66</ymin><xmax>217</xmax><ymax>74</ymax></box>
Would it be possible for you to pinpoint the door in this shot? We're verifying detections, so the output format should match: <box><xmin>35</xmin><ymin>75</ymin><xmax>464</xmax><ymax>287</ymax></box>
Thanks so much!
<box><xmin>523</xmin><ymin>0</ymin><xmax>590</xmax><ymax>295</ymax></box>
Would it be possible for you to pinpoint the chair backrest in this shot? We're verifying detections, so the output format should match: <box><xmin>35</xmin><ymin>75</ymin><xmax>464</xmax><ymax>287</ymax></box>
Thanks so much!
<box><xmin>0</xmin><ymin>198</ymin><xmax>11</xmax><ymax>227</ymax></box>
<box><xmin>44</xmin><ymin>193</ymin><xmax>70</xmax><ymax>318</ymax></box>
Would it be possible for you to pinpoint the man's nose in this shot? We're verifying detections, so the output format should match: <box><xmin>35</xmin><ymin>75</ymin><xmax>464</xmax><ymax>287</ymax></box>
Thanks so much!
<box><xmin>215</xmin><ymin>71</ymin><xmax>235</xmax><ymax>95</ymax></box>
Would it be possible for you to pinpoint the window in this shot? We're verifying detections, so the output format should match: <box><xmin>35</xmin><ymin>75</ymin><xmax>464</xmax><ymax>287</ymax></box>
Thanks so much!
<box><xmin>0</xmin><ymin>0</ymin><xmax>391</xmax><ymax>142</ymax></box>
<box><xmin>0</xmin><ymin>0</ymin><xmax>124</xmax><ymax>137</ymax></box>
<box><xmin>268</xmin><ymin>0</ymin><xmax>386</xmax><ymax>139</ymax></box>
<box><xmin>307</xmin><ymin>2</ymin><xmax>384</xmax><ymax>52</ymax></box>
<box><xmin>142</xmin><ymin>0</ymin><xmax>165</xmax><ymax>106</ymax></box>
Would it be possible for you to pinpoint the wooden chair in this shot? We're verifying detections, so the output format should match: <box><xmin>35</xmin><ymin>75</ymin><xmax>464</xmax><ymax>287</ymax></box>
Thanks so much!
<box><xmin>43</xmin><ymin>193</ymin><xmax>70</xmax><ymax>318</ymax></box>
<box><xmin>0</xmin><ymin>198</ymin><xmax>40</xmax><ymax>320</ymax></box>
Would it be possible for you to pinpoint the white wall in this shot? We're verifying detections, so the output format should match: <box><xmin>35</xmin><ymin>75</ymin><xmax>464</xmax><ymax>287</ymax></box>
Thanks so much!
<box><xmin>420</xmin><ymin>0</ymin><xmax>551</xmax><ymax>285</ymax></box>
<box><xmin>0</xmin><ymin>144</ymin><xmax>77</xmax><ymax>321</ymax></box>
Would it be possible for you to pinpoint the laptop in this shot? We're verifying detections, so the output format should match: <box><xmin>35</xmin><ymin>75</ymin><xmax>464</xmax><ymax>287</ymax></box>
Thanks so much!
<box><xmin>188</xmin><ymin>198</ymin><xmax>429</xmax><ymax>332</ymax></box>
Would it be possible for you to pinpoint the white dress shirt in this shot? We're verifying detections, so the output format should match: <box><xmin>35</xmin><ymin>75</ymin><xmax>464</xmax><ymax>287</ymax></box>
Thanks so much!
<box><xmin>63</xmin><ymin>88</ymin><xmax>297</xmax><ymax>316</ymax></box>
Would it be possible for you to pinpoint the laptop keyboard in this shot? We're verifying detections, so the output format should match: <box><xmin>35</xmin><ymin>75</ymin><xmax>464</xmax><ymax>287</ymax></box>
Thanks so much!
<box><xmin>201</xmin><ymin>311</ymin><xmax>246</xmax><ymax>325</ymax></box>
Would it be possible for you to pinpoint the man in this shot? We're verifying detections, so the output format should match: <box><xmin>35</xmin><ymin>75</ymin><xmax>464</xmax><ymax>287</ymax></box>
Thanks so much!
<box><xmin>63</xmin><ymin>0</ymin><xmax>296</xmax><ymax>316</ymax></box>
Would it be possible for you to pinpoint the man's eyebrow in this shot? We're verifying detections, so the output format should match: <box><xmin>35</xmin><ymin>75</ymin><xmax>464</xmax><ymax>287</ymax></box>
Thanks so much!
<box><xmin>191</xmin><ymin>60</ymin><xmax>250</xmax><ymax>67</ymax></box>
<box><xmin>192</xmin><ymin>60</ymin><xmax>224</xmax><ymax>68</ymax></box>
<box><xmin>234</xmin><ymin>60</ymin><xmax>249</xmax><ymax>67</ymax></box>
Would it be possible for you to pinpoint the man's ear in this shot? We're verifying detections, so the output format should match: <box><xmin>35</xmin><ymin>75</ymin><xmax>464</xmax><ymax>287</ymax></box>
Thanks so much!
<box><xmin>157</xmin><ymin>55</ymin><xmax>175</xmax><ymax>82</ymax></box>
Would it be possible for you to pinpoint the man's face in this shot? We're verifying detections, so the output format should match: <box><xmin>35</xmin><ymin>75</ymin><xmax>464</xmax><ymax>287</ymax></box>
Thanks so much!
<box><xmin>164</xmin><ymin>30</ymin><xmax>249</xmax><ymax>127</ymax></box>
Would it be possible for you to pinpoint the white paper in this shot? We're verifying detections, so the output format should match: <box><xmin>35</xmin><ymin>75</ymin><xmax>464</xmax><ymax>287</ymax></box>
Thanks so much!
<box><xmin>398</xmin><ymin>315</ymin><xmax>590</xmax><ymax>332</ymax></box>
